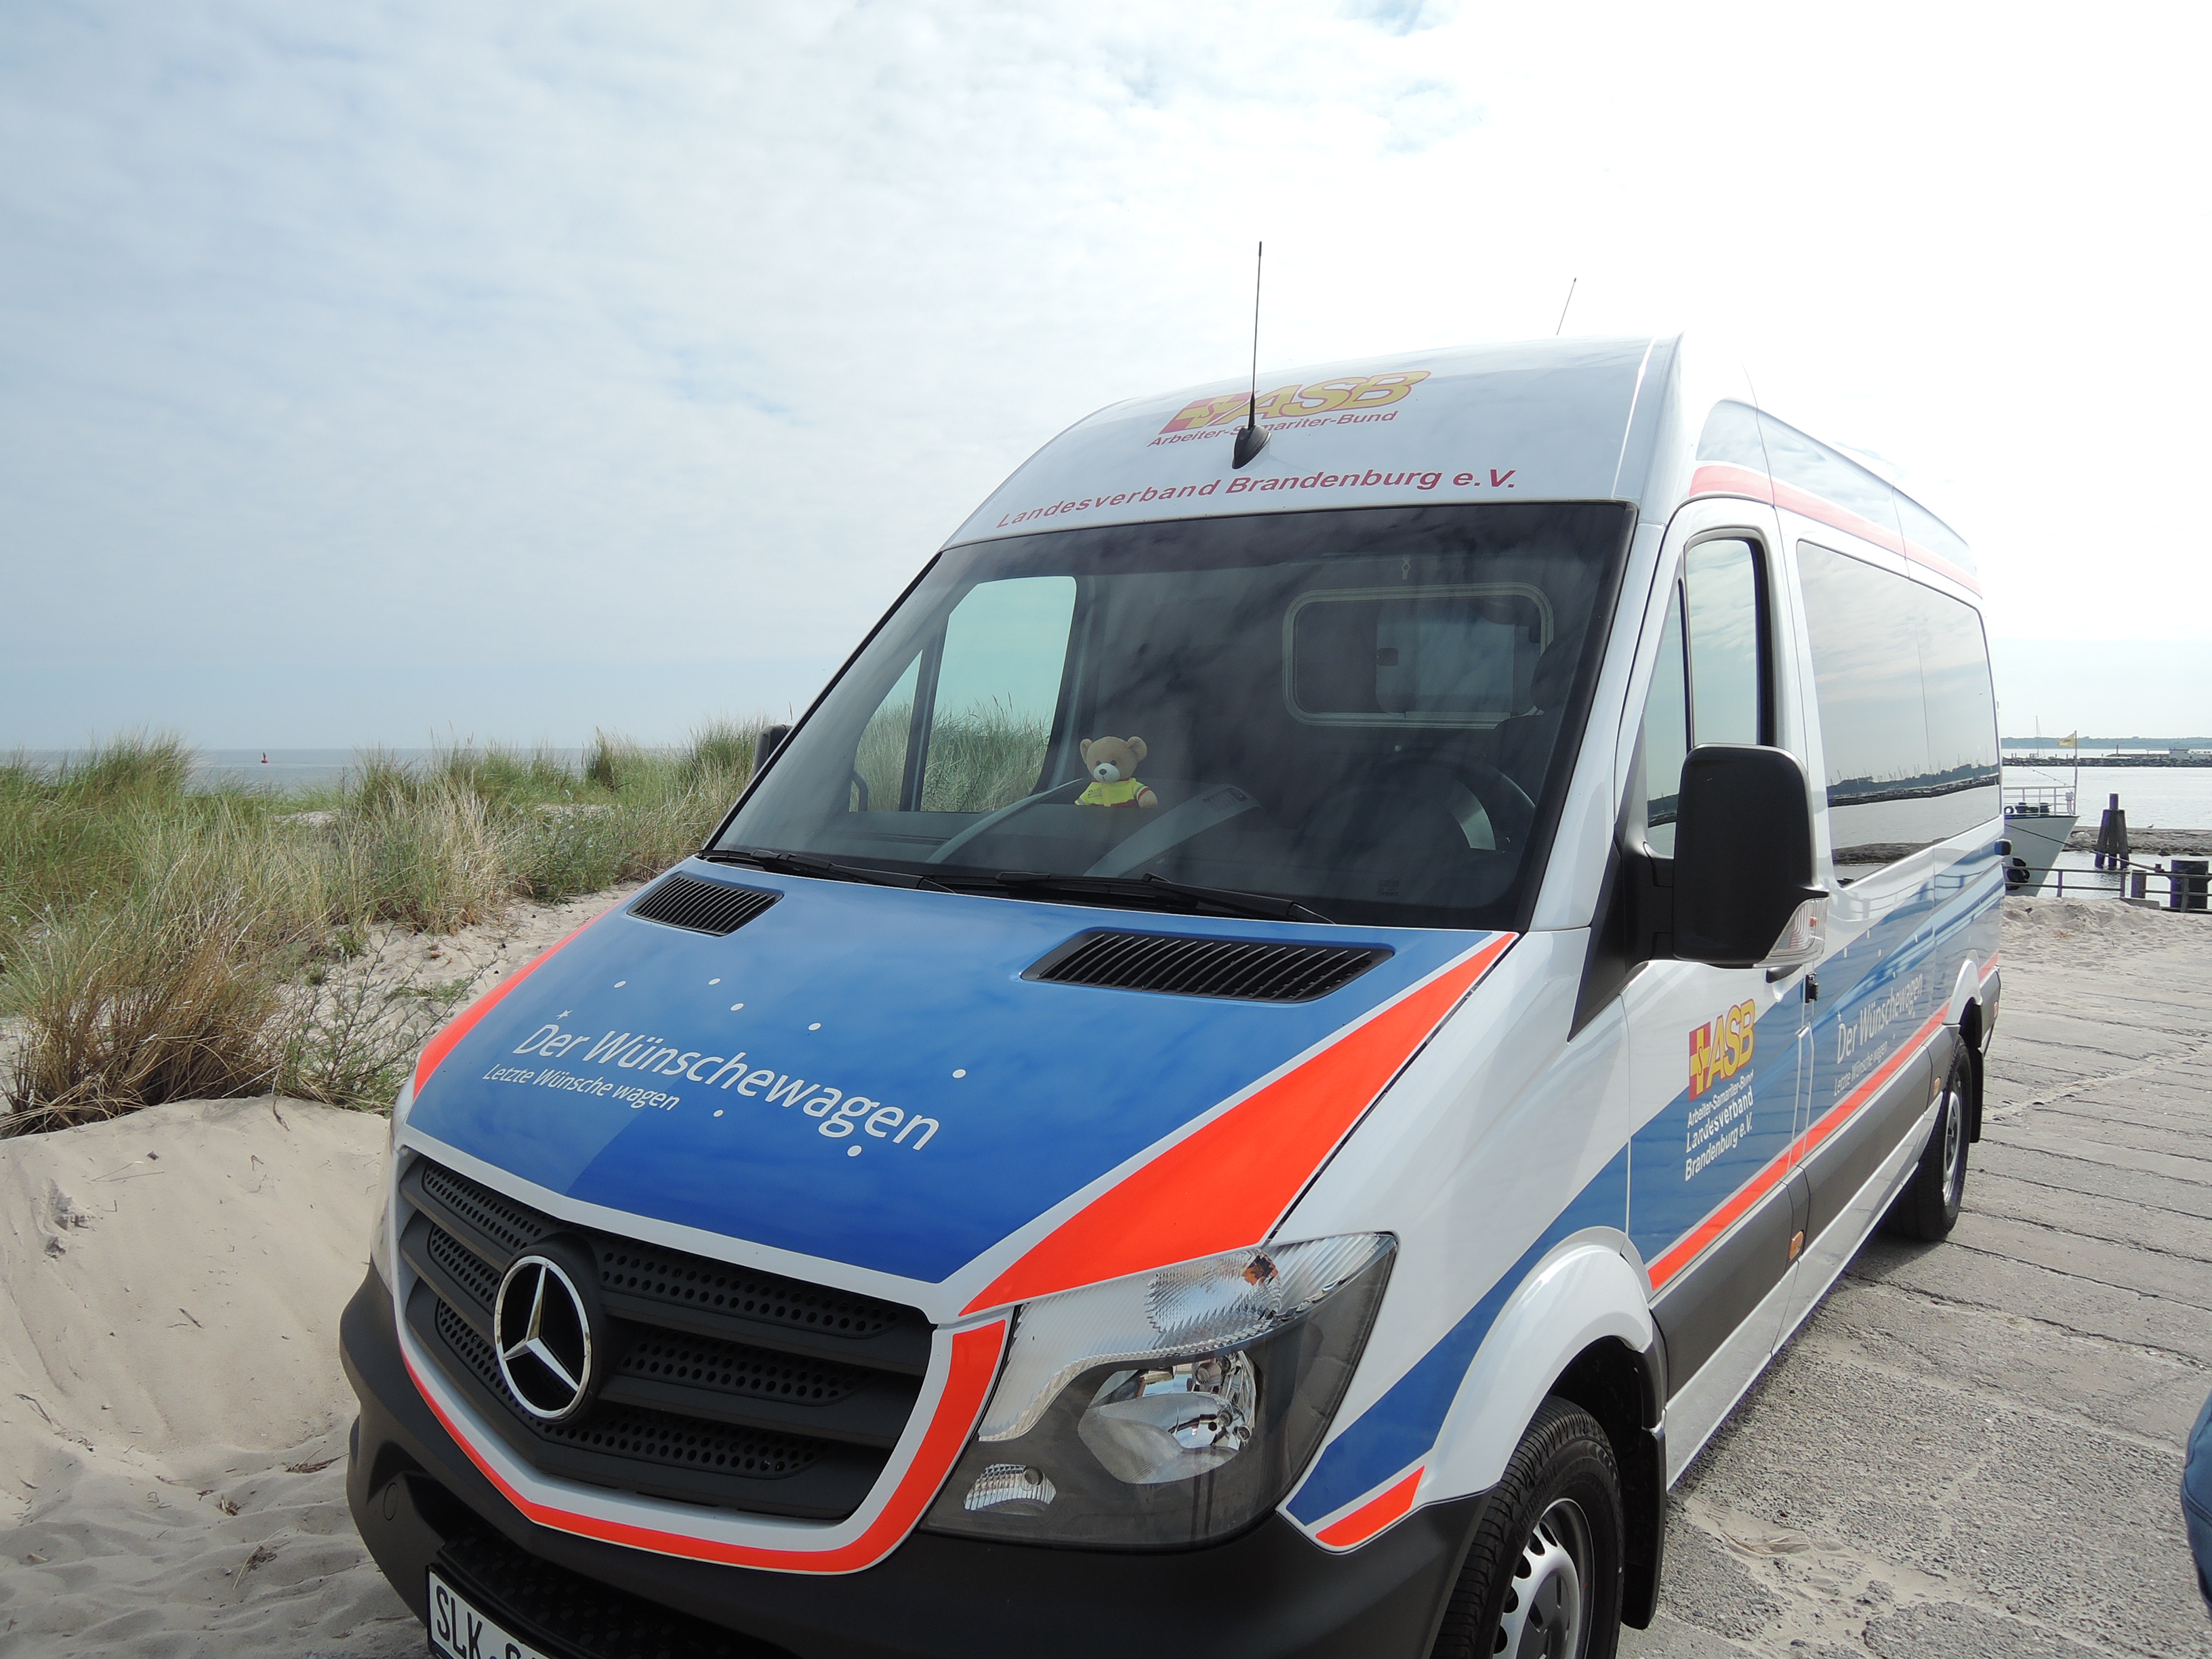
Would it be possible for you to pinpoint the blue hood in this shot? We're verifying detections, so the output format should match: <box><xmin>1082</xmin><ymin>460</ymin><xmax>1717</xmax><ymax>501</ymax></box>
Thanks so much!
<box><xmin>408</xmin><ymin>864</ymin><xmax>1493</xmax><ymax>1284</ymax></box>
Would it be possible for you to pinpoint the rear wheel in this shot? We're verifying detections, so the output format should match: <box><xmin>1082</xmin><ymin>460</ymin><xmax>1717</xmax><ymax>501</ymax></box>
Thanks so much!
<box><xmin>1889</xmin><ymin>1046</ymin><xmax>1971</xmax><ymax>1241</ymax></box>
<box><xmin>1431</xmin><ymin>1399</ymin><xmax>1624</xmax><ymax>1659</ymax></box>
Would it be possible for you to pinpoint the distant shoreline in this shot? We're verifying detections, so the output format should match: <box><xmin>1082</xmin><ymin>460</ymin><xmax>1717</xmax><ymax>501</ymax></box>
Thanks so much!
<box><xmin>2001</xmin><ymin>752</ymin><xmax>2212</xmax><ymax>768</ymax></box>
<box><xmin>2064</xmin><ymin>826</ymin><xmax>2211</xmax><ymax>855</ymax></box>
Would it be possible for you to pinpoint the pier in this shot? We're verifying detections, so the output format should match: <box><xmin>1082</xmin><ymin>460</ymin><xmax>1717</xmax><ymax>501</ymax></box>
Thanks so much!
<box><xmin>1626</xmin><ymin>897</ymin><xmax>2212</xmax><ymax>1656</ymax></box>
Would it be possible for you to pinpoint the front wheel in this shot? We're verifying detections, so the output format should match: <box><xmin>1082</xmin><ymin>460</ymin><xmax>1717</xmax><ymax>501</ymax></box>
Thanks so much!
<box><xmin>1888</xmin><ymin>1046</ymin><xmax>1971</xmax><ymax>1241</ymax></box>
<box><xmin>1431</xmin><ymin>1399</ymin><xmax>1624</xmax><ymax>1659</ymax></box>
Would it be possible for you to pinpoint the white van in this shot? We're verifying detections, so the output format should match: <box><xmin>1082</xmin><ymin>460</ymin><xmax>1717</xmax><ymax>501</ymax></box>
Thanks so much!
<box><xmin>345</xmin><ymin>335</ymin><xmax>2003</xmax><ymax>1659</ymax></box>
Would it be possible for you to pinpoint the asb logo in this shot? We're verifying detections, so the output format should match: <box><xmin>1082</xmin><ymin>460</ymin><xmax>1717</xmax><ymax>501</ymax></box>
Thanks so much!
<box><xmin>1688</xmin><ymin>1001</ymin><xmax>1757</xmax><ymax>1100</ymax></box>
<box><xmin>1160</xmin><ymin>370</ymin><xmax>1431</xmax><ymax>434</ymax></box>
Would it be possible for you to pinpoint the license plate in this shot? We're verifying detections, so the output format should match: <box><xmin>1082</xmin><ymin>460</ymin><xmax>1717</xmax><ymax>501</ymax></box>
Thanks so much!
<box><xmin>426</xmin><ymin>1570</ymin><xmax>553</xmax><ymax>1659</ymax></box>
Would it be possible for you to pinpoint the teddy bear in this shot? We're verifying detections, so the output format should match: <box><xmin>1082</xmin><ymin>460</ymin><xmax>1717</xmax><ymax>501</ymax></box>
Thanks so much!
<box><xmin>1077</xmin><ymin>736</ymin><xmax>1158</xmax><ymax>808</ymax></box>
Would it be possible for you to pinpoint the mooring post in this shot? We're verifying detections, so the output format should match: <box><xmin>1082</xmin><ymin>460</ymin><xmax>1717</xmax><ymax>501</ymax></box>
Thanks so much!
<box><xmin>2095</xmin><ymin>793</ymin><xmax>2129</xmax><ymax>871</ymax></box>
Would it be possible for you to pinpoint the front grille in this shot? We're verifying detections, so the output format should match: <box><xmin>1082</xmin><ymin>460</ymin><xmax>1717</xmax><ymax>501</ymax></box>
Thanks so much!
<box><xmin>434</xmin><ymin>1299</ymin><xmax>828</xmax><ymax>1479</ymax></box>
<box><xmin>400</xmin><ymin>1159</ymin><xmax>929</xmax><ymax>1521</ymax></box>
<box><xmin>629</xmin><ymin>874</ymin><xmax>780</xmax><ymax>936</ymax></box>
<box><xmin>419</xmin><ymin>1159</ymin><xmax>554</xmax><ymax>1256</ymax></box>
<box><xmin>1025</xmin><ymin>930</ymin><xmax>1391</xmax><ymax>1002</ymax></box>
<box><xmin>594</xmin><ymin>1238</ymin><xmax>903</xmax><ymax>1340</ymax></box>
<box><xmin>619</xmin><ymin>1329</ymin><xmax>869</xmax><ymax>1406</ymax></box>
<box><xmin>426</xmin><ymin>1223</ymin><xmax>501</xmax><ymax>1307</ymax></box>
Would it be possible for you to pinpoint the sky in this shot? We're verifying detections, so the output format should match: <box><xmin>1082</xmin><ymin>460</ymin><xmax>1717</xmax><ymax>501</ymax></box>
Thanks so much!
<box><xmin>5</xmin><ymin>0</ymin><xmax>2209</xmax><ymax>747</ymax></box>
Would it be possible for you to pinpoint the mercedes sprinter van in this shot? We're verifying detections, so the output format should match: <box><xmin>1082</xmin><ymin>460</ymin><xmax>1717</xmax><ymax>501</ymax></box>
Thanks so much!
<box><xmin>344</xmin><ymin>335</ymin><xmax>2003</xmax><ymax>1659</ymax></box>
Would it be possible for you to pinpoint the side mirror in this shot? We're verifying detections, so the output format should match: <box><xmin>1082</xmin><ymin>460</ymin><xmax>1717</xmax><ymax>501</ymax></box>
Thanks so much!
<box><xmin>1673</xmin><ymin>744</ymin><xmax>1826</xmax><ymax>969</ymax></box>
<box><xmin>756</xmin><ymin>724</ymin><xmax>792</xmax><ymax>769</ymax></box>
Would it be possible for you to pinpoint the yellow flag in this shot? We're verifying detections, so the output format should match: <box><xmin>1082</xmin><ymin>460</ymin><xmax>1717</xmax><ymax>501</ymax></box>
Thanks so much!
<box><xmin>2057</xmin><ymin>731</ymin><xmax>2079</xmax><ymax>749</ymax></box>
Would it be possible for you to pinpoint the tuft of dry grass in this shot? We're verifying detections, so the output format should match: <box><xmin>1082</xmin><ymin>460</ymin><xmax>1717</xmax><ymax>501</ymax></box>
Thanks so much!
<box><xmin>3</xmin><ymin>877</ymin><xmax>286</xmax><ymax>1133</ymax></box>
<box><xmin>333</xmin><ymin>778</ymin><xmax>508</xmax><ymax>933</ymax></box>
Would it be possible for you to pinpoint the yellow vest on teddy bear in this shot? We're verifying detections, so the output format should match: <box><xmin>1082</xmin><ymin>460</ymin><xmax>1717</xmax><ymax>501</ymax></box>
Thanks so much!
<box><xmin>1077</xmin><ymin>777</ymin><xmax>1149</xmax><ymax>807</ymax></box>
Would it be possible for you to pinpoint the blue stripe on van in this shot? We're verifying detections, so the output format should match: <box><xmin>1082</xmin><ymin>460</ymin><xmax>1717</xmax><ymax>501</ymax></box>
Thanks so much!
<box><xmin>1627</xmin><ymin>844</ymin><xmax>2000</xmax><ymax>1271</ymax></box>
<box><xmin>1288</xmin><ymin>838</ymin><xmax>2001</xmax><ymax>1529</ymax></box>
<box><xmin>1285</xmin><ymin>1147</ymin><xmax>1631</xmax><ymax>1525</ymax></box>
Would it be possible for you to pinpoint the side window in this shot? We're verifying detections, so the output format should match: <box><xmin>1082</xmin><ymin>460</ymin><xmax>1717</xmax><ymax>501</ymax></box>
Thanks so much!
<box><xmin>1914</xmin><ymin>583</ymin><xmax>2001</xmax><ymax>803</ymax></box>
<box><xmin>852</xmin><ymin>655</ymin><xmax>921</xmax><ymax>812</ymax></box>
<box><xmin>1640</xmin><ymin>586</ymin><xmax>1689</xmax><ymax>856</ymax></box>
<box><xmin>1635</xmin><ymin>537</ymin><xmax>1768</xmax><ymax>857</ymax></box>
<box><xmin>1798</xmin><ymin>541</ymin><xmax>1999</xmax><ymax>872</ymax></box>
<box><xmin>851</xmin><ymin>576</ymin><xmax>1077</xmax><ymax>815</ymax></box>
<box><xmin>1681</xmin><ymin>539</ymin><xmax>1765</xmax><ymax>744</ymax></box>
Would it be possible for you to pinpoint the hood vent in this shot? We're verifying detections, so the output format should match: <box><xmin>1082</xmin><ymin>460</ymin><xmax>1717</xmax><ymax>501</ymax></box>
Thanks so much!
<box><xmin>1026</xmin><ymin>931</ymin><xmax>1389</xmax><ymax>1003</ymax></box>
<box><xmin>630</xmin><ymin>873</ymin><xmax>780</xmax><ymax>937</ymax></box>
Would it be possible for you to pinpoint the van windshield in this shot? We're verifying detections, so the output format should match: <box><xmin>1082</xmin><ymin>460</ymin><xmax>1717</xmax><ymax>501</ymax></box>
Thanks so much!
<box><xmin>715</xmin><ymin>503</ymin><xmax>1633</xmax><ymax>930</ymax></box>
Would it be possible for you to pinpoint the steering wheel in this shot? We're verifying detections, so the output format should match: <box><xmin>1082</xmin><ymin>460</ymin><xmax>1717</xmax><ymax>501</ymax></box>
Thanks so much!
<box><xmin>1084</xmin><ymin>783</ymin><xmax>1261</xmax><ymax>878</ymax></box>
<box><xmin>924</xmin><ymin>778</ymin><xmax>1090</xmax><ymax>864</ymax></box>
<box><xmin>1378</xmin><ymin>753</ymin><xmax>1537</xmax><ymax>851</ymax></box>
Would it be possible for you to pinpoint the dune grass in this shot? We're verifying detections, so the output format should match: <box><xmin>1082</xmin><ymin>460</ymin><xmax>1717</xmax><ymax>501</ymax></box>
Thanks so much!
<box><xmin>919</xmin><ymin>701</ymin><xmax>1053</xmax><ymax>813</ymax></box>
<box><xmin>0</xmin><ymin>724</ymin><xmax>768</xmax><ymax>1130</ymax></box>
<box><xmin>853</xmin><ymin>700</ymin><xmax>1052</xmax><ymax>815</ymax></box>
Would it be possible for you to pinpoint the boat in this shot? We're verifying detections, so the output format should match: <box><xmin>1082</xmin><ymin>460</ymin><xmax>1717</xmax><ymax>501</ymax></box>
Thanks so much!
<box><xmin>2003</xmin><ymin>769</ymin><xmax>2078</xmax><ymax>895</ymax></box>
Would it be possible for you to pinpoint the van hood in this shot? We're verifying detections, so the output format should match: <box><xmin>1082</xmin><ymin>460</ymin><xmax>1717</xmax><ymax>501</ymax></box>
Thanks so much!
<box><xmin>405</xmin><ymin>864</ymin><xmax>1498</xmax><ymax>1287</ymax></box>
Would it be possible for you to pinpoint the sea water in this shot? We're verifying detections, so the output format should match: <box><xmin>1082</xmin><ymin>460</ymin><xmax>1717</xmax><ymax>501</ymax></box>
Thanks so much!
<box><xmin>186</xmin><ymin>748</ymin><xmax>590</xmax><ymax>792</ymax></box>
<box><xmin>2003</xmin><ymin>763</ymin><xmax>2212</xmax><ymax>832</ymax></box>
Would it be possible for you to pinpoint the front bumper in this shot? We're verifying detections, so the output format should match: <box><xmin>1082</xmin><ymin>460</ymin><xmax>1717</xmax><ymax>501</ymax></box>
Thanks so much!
<box><xmin>342</xmin><ymin>1269</ymin><xmax>1481</xmax><ymax>1659</ymax></box>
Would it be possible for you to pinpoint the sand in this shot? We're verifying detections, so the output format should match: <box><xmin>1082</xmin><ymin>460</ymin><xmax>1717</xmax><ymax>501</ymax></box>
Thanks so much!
<box><xmin>1</xmin><ymin>889</ymin><xmax>2202</xmax><ymax>1656</ymax></box>
<box><xmin>2065</xmin><ymin>825</ymin><xmax>2212</xmax><ymax>856</ymax></box>
<box><xmin>0</xmin><ymin>1097</ymin><xmax>411</xmax><ymax>1657</ymax></box>
<box><xmin>333</xmin><ymin>884</ymin><xmax>640</xmax><ymax>1019</ymax></box>
<box><xmin>1994</xmin><ymin>888</ymin><xmax>2211</xmax><ymax>962</ymax></box>
<box><xmin>0</xmin><ymin>888</ymin><xmax>631</xmax><ymax>1658</ymax></box>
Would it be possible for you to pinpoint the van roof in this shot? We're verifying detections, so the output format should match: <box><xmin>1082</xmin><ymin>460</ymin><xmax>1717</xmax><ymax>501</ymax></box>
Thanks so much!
<box><xmin>945</xmin><ymin>333</ymin><xmax>1975</xmax><ymax>589</ymax></box>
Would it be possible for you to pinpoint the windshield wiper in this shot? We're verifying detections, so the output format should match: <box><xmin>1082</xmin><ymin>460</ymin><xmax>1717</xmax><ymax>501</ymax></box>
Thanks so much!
<box><xmin>697</xmin><ymin>851</ymin><xmax>1324</xmax><ymax>922</ymax></box>
<box><xmin>699</xmin><ymin>847</ymin><xmax>954</xmax><ymax>893</ymax></box>
<box><xmin>966</xmin><ymin>869</ymin><xmax>1332</xmax><ymax>925</ymax></box>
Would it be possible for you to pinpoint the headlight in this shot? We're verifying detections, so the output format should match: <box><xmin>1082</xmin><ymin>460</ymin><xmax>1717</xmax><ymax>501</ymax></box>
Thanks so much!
<box><xmin>925</xmin><ymin>1233</ymin><xmax>1394</xmax><ymax>1549</ymax></box>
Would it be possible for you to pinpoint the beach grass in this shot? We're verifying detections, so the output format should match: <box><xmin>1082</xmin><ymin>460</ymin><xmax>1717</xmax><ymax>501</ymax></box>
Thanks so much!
<box><xmin>853</xmin><ymin>700</ymin><xmax>1051</xmax><ymax>815</ymax></box>
<box><xmin>0</xmin><ymin>724</ymin><xmax>766</xmax><ymax>1130</ymax></box>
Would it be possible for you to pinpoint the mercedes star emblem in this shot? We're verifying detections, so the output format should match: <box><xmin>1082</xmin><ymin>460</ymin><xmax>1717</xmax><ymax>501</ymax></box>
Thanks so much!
<box><xmin>493</xmin><ymin>1252</ymin><xmax>598</xmax><ymax>1422</ymax></box>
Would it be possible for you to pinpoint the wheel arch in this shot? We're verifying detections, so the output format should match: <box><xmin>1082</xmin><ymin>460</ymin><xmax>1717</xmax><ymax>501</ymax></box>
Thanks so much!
<box><xmin>1956</xmin><ymin>996</ymin><xmax>1987</xmax><ymax>1142</ymax></box>
<box><xmin>1549</xmin><ymin>1335</ymin><xmax>1666</xmax><ymax>1629</ymax></box>
<box><xmin>1422</xmin><ymin>1234</ymin><xmax>1665</xmax><ymax>1626</ymax></box>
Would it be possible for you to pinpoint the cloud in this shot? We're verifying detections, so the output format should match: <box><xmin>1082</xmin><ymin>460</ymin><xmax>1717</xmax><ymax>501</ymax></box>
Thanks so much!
<box><xmin>1</xmin><ymin>0</ymin><xmax>2207</xmax><ymax>743</ymax></box>
<box><xmin>1340</xmin><ymin>0</ymin><xmax>1460</xmax><ymax>36</ymax></box>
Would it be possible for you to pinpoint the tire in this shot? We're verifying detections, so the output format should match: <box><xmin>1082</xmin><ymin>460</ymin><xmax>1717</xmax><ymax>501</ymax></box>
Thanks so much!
<box><xmin>1888</xmin><ymin>1046</ymin><xmax>1971</xmax><ymax>1241</ymax></box>
<box><xmin>1431</xmin><ymin>1398</ymin><xmax>1624</xmax><ymax>1659</ymax></box>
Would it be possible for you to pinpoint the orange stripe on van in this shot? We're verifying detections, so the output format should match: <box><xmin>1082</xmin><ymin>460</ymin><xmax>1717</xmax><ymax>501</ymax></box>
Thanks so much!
<box><xmin>1685</xmin><ymin>464</ymin><xmax>1982</xmax><ymax>595</ymax></box>
<box><xmin>1646</xmin><ymin>1009</ymin><xmax>1946</xmax><ymax>1292</ymax></box>
<box><xmin>409</xmin><ymin>914</ymin><xmax>599</xmax><ymax>1097</ymax></box>
<box><xmin>1314</xmin><ymin>1465</ymin><xmax>1424</xmax><ymax>1548</ymax></box>
<box><xmin>1900</xmin><ymin>539</ymin><xmax>1982</xmax><ymax>595</ymax></box>
<box><xmin>963</xmin><ymin>934</ymin><xmax>1517</xmax><ymax>1315</ymax></box>
<box><xmin>1687</xmin><ymin>462</ymin><xmax>1776</xmax><ymax>506</ymax></box>
<box><xmin>406</xmin><ymin>1319</ymin><xmax>1006</xmax><ymax>1571</ymax></box>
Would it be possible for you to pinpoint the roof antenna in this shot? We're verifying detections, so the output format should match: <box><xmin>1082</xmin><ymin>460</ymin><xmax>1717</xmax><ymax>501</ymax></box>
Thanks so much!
<box><xmin>1554</xmin><ymin>276</ymin><xmax>1578</xmax><ymax>335</ymax></box>
<box><xmin>1233</xmin><ymin>241</ymin><xmax>1270</xmax><ymax>470</ymax></box>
